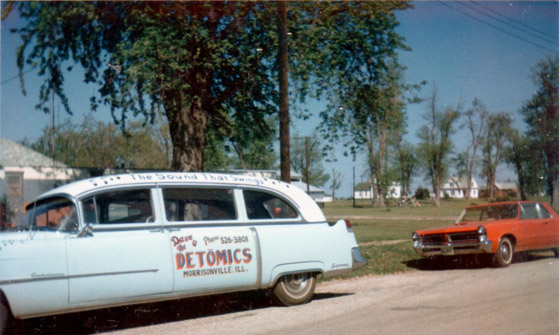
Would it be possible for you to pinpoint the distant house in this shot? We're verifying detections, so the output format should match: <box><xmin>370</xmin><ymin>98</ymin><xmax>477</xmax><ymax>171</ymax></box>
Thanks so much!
<box><xmin>355</xmin><ymin>182</ymin><xmax>373</xmax><ymax>200</ymax></box>
<box><xmin>440</xmin><ymin>175</ymin><xmax>479</xmax><ymax>199</ymax></box>
<box><xmin>0</xmin><ymin>138</ymin><xmax>86</xmax><ymax>226</ymax></box>
<box><xmin>494</xmin><ymin>182</ymin><xmax>518</xmax><ymax>198</ymax></box>
<box><xmin>0</xmin><ymin>137</ymin><xmax>144</xmax><ymax>228</ymax></box>
<box><xmin>354</xmin><ymin>181</ymin><xmax>402</xmax><ymax>200</ymax></box>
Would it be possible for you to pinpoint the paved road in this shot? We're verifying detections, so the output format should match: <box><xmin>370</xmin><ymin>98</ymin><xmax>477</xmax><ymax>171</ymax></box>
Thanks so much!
<box><xmin>24</xmin><ymin>255</ymin><xmax>558</xmax><ymax>334</ymax></box>
<box><xmin>111</xmin><ymin>256</ymin><xmax>558</xmax><ymax>335</ymax></box>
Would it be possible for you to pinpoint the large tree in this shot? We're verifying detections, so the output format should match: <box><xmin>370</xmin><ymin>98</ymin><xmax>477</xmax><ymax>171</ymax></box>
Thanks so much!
<box><xmin>290</xmin><ymin>134</ymin><xmax>329</xmax><ymax>188</ymax></box>
<box><xmin>311</xmin><ymin>2</ymin><xmax>414</xmax><ymax>206</ymax></box>
<box><xmin>481</xmin><ymin>112</ymin><xmax>512</xmax><ymax>199</ymax></box>
<box><xmin>417</xmin><ymin>88</ymin><xmax>461</xmax><ymax>207</ymax></box>
<box><xmin>520</xmin><ymin>56</ymin><xmax>559</xmax><ymax>209</ymax></box>
<box><xmin>7</xmin><ymin>1</ymin><xmax>412</xmax><ymax>175</ymax></box>
<box><xmin>506</xmin><ymin>132</ymin><xmax>547</xmax><ymax>200</ymax></box>
<box><xmin>8</xmin><ymin>2</ymin><xmax>281</xmax><ymax>172</ymax></box>
<box><xmin>461</xmin><ymin>98</ymin><xmax>488</xmax><ymax>200</ymax></box>
<box><xmin>393</xmin><ymin>135</ymin><xmax>416</xmax><ymax>197</ymax></box>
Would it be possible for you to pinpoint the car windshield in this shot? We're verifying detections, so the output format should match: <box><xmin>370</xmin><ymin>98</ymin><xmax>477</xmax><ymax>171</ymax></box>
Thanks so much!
<box><xmin>456</xmin><ymin>204</ymin><xmax>518</xmax><ymax>223</ymax></box>
<box><xmin>17</xmin><ymin>196</ymin><xmax>78</xmax><ymax>232</ymax></box>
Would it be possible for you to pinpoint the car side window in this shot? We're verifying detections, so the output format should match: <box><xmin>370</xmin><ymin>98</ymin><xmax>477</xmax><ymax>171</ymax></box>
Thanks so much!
<box><xmin>82</xmin><ymin>189</ymin><xmax>155</xmax><ymax>224</ymax></box>
<box><xmin>243</xmin><ymin>190</ymin><xmax>298</xmax><ymax>220</ymax></box>
<box><xmin>162</xmin><ymin>188</ymin><xmax>236</xmax><ymax>222</ymax></box>
<box><xmin>538</xmin><ymin>203</ymin><xmax>552</xmax><ymax>219</ymax></box>
<box><xmin>19</xmin><ymin>196</ymin><xmax>78</xmax><ymax>232</ymax></box>
<box><xmin>520</xmin><ymin>203</ymin><xmax>541</xmax><ymax>219</ymax></box>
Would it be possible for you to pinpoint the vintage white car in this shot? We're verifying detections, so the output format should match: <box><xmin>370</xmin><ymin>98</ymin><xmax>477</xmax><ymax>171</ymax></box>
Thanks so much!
<box><xmin>0</xmin><ymin>173</ymin><xmax>364</xmax><ymax>332</ymax></box>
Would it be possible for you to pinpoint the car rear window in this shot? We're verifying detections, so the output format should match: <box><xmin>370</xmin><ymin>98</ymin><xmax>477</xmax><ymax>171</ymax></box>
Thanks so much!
<box><xmin>243</xmin><ymin>190</ymin><xmax>298</xmax><ymax>220</ymax></box>
<box><xmin>162</xmin><ymin>188</ymin><xmax>237</xmax><ymax>222</ymax></box>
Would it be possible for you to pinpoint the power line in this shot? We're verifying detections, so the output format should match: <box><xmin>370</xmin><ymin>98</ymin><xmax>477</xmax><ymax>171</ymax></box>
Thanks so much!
<box><xmin>437</xmin><ymin>1</ymin><xmax>557</xmax><ymax>54</ymax></box>
<box><xmin>463</xmin><ymin>1</ymin><xmax>557</xmax><ymax>47</ymax></box>
<box><xmin>472</xmin><ymin>1</ymin><xmax>557</xmax><ymax>41</ymax></box>
<box><xmin>1</xmin><ymin>68</ymin><xmax>36</xmax><ymax>85</ymax></box>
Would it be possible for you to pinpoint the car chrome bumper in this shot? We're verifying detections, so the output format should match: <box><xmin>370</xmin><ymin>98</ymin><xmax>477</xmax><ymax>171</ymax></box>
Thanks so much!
<box><xmin>352</xmin><ymin>247</ymin><xmax>366</xmax><ymax>270</ymax></box>
<box><xmin>413</xmin><ymin>240</ymin><xmax>493</xmax><ymax>257</ymax></box>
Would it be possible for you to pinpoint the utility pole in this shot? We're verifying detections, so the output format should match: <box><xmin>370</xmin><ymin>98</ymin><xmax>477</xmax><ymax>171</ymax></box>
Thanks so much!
<box><xmin>305</xmin><ymin>136</ymin><xmax>310</xmax><ymax>195</ymax></box>
<box><xmin>51</xmin><ymin>88</ymin><xmax>55</xmax><ymax>167</ymax></box>
<box><xmin>277</xmin><ymin>1</ymin><xmax>290</xmax><ymax>183</ymax></box>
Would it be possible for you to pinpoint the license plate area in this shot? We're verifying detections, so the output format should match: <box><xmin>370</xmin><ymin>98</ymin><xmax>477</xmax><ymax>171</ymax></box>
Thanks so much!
<box><xmin>441</xmin><ymin>247</ymin><xmax>455</xmax><ymax>256</ymax></box>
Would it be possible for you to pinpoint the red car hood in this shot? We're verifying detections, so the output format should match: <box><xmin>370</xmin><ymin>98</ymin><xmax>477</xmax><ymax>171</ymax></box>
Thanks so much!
<box><xmin>415</xmin><ymin>222</ymin><xmax>482</xmax><ymax>235</ymax></box>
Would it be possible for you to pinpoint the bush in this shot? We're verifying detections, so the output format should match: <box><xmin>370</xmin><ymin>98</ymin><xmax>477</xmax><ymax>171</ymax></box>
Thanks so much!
<box><xmin>414</xmin><ymin>187</ymin><xmax>431</xmax><ymax>200</ymax></box>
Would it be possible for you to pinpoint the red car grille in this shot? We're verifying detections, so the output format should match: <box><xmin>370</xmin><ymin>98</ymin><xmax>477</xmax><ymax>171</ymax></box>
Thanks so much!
<box><xmin>421</xmin><ymin>231</ymin><xmax>478</xmax><ymax>246</ymax></box>
<box><xmin>421</xmin><ymin>234</ymin><xmax>444</xmax><ymax>245</ymax></box>
<box><xmin>449</xmin><ymin>232</ymin><xmax>478</xmax><ymax>243</ymax></box>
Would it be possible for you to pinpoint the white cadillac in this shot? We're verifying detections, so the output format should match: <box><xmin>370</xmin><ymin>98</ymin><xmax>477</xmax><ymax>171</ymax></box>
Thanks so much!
<box><xmin>0</xmin><ymin>173</ymin><xmax>365</xmax><ymax>332</ymax></box>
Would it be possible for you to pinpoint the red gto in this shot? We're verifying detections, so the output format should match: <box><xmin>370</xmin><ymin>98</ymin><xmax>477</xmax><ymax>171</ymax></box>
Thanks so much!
<box><xmin>412</xmin><ymin>201</ymin><xmax>559</xmax><ymax>267</ymax></box>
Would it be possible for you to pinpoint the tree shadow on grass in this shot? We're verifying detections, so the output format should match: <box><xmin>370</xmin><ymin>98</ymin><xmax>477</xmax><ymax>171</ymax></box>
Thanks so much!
<box><xmin>405</xmin><ymin>250</ymin><xmax>557</xmax><ymax>271</ymax></box>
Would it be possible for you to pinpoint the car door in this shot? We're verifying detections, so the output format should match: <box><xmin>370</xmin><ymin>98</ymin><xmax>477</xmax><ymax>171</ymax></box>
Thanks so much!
<box><xmin>519</xmin><ymin>202</ymin><xmax>549</xmax><ymax>249</ymax></box>
<box><xmin>533</xmin><ymin>202</ymin><xmax>558</xmax><ymax>248</ymax></box>
<box><xmin>0</xmin><ymin>197</ymin><xmax>73</xmax><ymax>318</ymax></box>
<box><xmin>160</xmin><ymin>187</ymin><xmax>259</xmax><ymax>295</ymax></box>
<box><xmin>66</xmin><ymin>188</ymin><xmax>173</xmax><ymax>305</ymax></box>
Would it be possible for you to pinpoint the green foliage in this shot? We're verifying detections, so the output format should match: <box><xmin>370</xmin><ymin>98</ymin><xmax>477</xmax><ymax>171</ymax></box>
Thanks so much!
<box><xmin>520</xmin><ymin>56</ymin><xmax>559</xmax><ymax>208</ymax></box>
<box><xmin>393</xmin><ymin>137</ymin><xmax>416</xmax><ymax>196</ymax></box>
<box><xmin>506</xmin><ymin>132</ymin><xmax>546</xmax><ymax>199</ymax></box>
<box><xmin>12</xmin><ymin>2</ymin><xmax>280</xmax><ymax>171</ymax></box>
<box><xmin>414</xmin><ymin>187</ymin><xmax>431</xmax><ymax>200</ymax></box>
<box><xmin>290</xmin><ymin>134</ymin><xmax>329</xmax><ymax>187</ymax></box>
<box><xmin>10</xmin><ymin>1</ymin><xmax>415</xmax><ymax>174</ymax></box>
<box><xmin>310</xmin><ymin>1</ymin><xmax>420</xmax><ymax>205</ymax></box>
<box><xmin>480</xmin><ymin>112</ymin><xmax>513</xmax><ymax>199</ymax></box>
<box><xmin>25</xmin><ymin>115</ymin><xmax>171</xmax><ymax>169</ymax></box>
<box><xmin>416</xmin><ymin>88</ymin><xmax>461</xmax><ymax>206</ymax></box>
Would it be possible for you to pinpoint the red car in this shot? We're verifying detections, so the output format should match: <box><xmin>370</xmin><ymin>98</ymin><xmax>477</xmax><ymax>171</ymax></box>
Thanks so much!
<box><xmin>412</xmin><ymin>201</ymin><xmax>559</xmax><ymax>267</ymax></box>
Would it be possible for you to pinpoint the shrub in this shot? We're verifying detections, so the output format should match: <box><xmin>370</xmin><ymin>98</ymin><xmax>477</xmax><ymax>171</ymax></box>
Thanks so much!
<box><xmin>414</xmin><ymin>187</ymin><xmax>431</xmax><ymax>200</ymax></box>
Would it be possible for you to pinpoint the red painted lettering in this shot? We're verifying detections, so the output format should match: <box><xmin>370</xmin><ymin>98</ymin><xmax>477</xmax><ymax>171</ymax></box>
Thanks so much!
<box><xmin>175</xmin><ymin>253</ymin><xmax>185</xmax><ymax>270</ymax></box>
<box><xmin>243</xmin><ymin>248</ymin><xmax>252</xmax><ymax>264</ymax></box>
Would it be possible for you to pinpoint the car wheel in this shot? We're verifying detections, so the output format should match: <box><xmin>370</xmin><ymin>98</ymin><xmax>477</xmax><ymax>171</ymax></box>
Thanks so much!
<box><xmin>272</xmin><ymin>273</ymin><xmax>316</xmax><ymax>306</ymax></box>
<box><xmin>1</xmin><ymin>298</ymin><xmax>12</xmax><ymax>335</ymax></box>
<box><xmin>0</xmin><ymin>300</ymin><xmax>7</xmax><ymax>335</ymax></box>
<box><xmin>493</xmin><ymin>237</ymin><xmax>514</xmax><ymax>267</ymax></box>
<box><xmin>553</xmin><ymin>248</ymin><xmax>559</xmax><ymax>258</ymax></box>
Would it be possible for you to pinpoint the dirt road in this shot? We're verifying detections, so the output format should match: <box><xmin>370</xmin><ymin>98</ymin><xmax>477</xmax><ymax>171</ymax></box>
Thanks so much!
<box><xmin>104</xmin><ymin>256</ymin><xmax>558</xmax><ymax>335</ymax></box>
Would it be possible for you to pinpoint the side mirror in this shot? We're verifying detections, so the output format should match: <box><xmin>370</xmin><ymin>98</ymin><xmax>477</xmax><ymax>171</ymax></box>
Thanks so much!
<box><xmin>78</xmin><ymin>223</ymin><xmax>94</xmax><ymax>237</ymax></box>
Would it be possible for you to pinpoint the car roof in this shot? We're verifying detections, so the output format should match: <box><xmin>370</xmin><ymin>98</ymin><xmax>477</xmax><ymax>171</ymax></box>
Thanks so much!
<box><xmin>466</xmin><ymin>201</ymin><xmax>524</xmax><ymax>209</ymax></box>
<box><xmin>36</xmin><ymin>172</ymin><xmax>326</xmax><ymax>222</ymax></box>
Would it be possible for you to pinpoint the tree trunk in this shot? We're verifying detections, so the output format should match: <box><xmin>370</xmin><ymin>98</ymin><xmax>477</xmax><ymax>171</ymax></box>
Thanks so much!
<box><xmin>166</xmin><ymin>100</ymin><xmax>208</xmax><ymax>172</ymax></box>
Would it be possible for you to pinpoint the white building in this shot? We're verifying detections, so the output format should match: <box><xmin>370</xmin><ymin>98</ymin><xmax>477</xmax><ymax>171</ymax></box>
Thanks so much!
<box><xmin>440</xmin><ymin>175</ymin><xmax>479</xmax><ymax>199</ymax></box>
<box><xmin>354</xmin><ymin>181</ymin><xmax>402</xmax><ymax>200</ymax></box>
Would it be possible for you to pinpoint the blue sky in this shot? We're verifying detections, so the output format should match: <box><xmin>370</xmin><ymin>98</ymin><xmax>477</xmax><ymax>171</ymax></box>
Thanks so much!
<box><xmin>1</xmin><ymin>1</ymin><xmax>558</xmax><ymax>197</ymax></box>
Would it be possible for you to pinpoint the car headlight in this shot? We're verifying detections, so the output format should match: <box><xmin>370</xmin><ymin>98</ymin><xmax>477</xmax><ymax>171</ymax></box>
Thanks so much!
<box><xmin>477</xmin><ymin>226</ymin><xmax>487</xmax><ymax>242</ymax></box>
<box><xmin>412</xmin><ymin>232</ymin><xmax>419</xmax><ymax>242</ymax></box>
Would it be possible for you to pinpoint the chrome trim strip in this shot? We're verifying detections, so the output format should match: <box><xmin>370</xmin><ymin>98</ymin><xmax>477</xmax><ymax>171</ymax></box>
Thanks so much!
<box><xmin>413</xmin><ymin>240</ymin><xmax>493</xmax><ymax>257</ymax></box>
<box><xmin>0</xmin><ymin>269</ymin><xmax>159</xmax><ymax>286</ymax></box>
<box><xmin>351</xmin><ymin>247</ymin><xmax>366</xmax><ymax>270</ymax></box>
<box><xmin>249</xmin><ymin>227</ymin><xmax>263</xmax><ymax>289</ymax></box>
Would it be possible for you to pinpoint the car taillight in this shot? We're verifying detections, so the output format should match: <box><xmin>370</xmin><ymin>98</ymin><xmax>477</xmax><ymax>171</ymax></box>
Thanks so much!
<box><xmin>345</xmin><ymin>219</ymin><xmax>353</xmax><ymax>232</ymax></box>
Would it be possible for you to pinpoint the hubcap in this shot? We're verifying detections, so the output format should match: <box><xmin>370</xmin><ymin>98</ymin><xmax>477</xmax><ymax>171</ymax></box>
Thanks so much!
<box><xmin>501</xmin><ymin>242</ymin><xmax>511</xmax><ymax>262</ymax></box>
<box><xmin>285</xmin><ymin>274</ymin><xmax>308</xmax><ymax>293</ymax></box>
